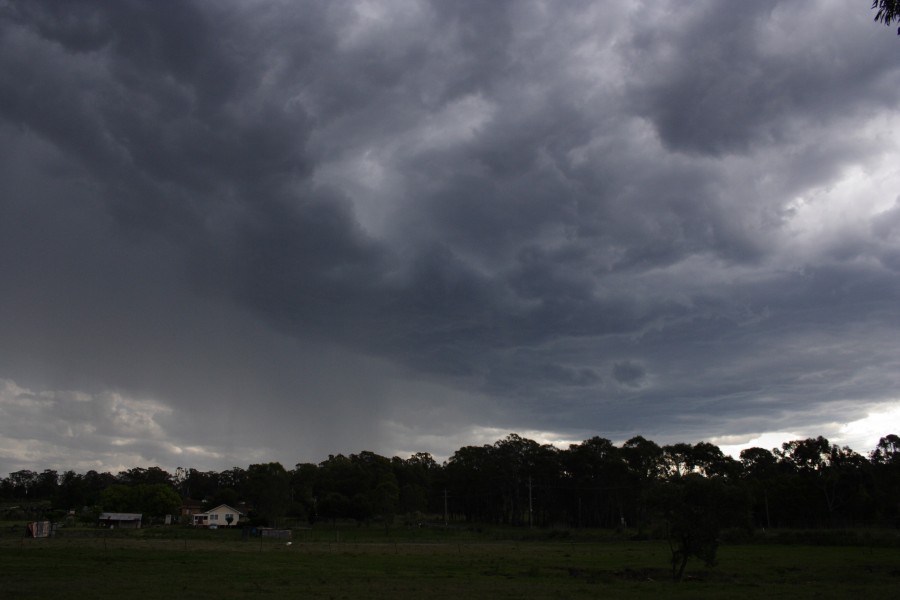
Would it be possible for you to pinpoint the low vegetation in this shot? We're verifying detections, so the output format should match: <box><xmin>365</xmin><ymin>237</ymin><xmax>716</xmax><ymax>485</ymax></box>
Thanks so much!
<box><xmin>2</xmin><ymin>523</ymin><xmax>900</xmax><ymax>599</ymax></box>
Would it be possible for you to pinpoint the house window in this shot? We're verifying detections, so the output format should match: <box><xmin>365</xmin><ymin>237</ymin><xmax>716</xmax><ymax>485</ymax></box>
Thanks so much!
<box><xmin>225</xmin><ymin>514</ymin><xmax>233</xmax><ymax>520</ymax></box>
<box><xmin>210</xmin><ymin>514</ymin><xmax>218</xmax><ymax>521</ymax></box>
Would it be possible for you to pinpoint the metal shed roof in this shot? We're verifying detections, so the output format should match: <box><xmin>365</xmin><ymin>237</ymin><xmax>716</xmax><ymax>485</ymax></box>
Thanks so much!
<box><xmin>99</xmin><ymin>513</ymin><xmax>142</xmax><ymax>520</ymax></box>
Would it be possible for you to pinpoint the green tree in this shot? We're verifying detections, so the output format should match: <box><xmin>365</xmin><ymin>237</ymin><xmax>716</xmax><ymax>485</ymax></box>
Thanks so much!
<box><xmin>646</xmin><ymin>474</ymin><xmax>748</xmax><ymax>582</ymax></box>
<box><xmin>32</xmin><ymin>470</ymin><xmax>59</xmax><ymax>500</ymax></box>
<box><xmin>57</xmin><ymin>471</ymin><xmax>88</xmax><ymax>509</ymax></box>
<box><xmin>99</xmin><ymin>484</ymin><xmax>136</xmax><ymax>512</ymax></box>
<box><xmin>137</xmin><ymin>484</ymin><xmax>182</xmax><ymax>518</ymax></box>
<box><xmin>116</xmin><ymin>467</ymin><xmax>171</xmax><ymax>486</ymax></box>
<box><xmin>289</xmin><ymin>462</ymin><xmax>319</xmax><ymax>522</ymax></box>
<box><xmin>203</xmin><ymin>487</ymin><xmax>240</xmax><ymax>512</ymax></box>
<box><xmin>870</xmin><ymin>434</ymin><xmax>900</xmax><ymax>465</ymax></box>
<box><xmin>491</xmin><ymin>434</ymin><xmax>543</xmax><ymax>526</ymax></box>
<box><xmin>318</xmin><ymin>491</ymin><xmax>351</xmax><ymax>525</ymax></box>
<box><xmin>740</xmin><ymin>447</ymin><xmax>779</xmax><ymax>528</ymax></box>
<box><xmin>621</xmin><ymin>436</ymin><xmax>664</xmax><ymax>531</ymax></box>
<box><xmin>218</xmin><ymin>467</ymin><xmax>248</xmax><ymax>496</ymax></box>
<box><xmin>445</xmin><ymin>444</ymin><xmax>496</xmax><ymax>522</ymax></box>
<box><xmin>691</xmin><ymin>442</ymin><xmax>740</xmax><ymax>479</ymax></box>
<box><xmin>393</xmin><ymin>453</ymin><xmax>440</xmax><ymax>517</ymax></box>
<box><xmin>663</xmin><ymin>443</ymin><xmax>695</xmax><ymax>478</ymax></box>
<box><xmin>399</xmin><ymin>483</ymin><xmax>428</xmax><ymax>514</ymax></box>
<box><xmin>348</xmin><ymin>451</ymin><xmax>400</xmax><ymax>528</ymax></box>
<box><xmin>563</xmin><ymin>437</ymin><xmax>628</xmax><ymax>528</ymax></box>
<box><xmin>870</xmin><ymin>434</ymin><xmax>900</xmax><ymax>525</ymax></box>
<box><xmin>100</xmin><ymin>483</ymin><xmax>180</xmax><ymax>518</ymax></box>
<box><xmin>246</xmin><ymin>462</ymin><xmax>290</xmax><ymax>526</ymax></box>
<box><xmin>176</xmin><ymin>468</ymin><xmax>219</xmax><ymax>501</ymax></box>
<box><xmin>316</xmin><ymin>455</ymin><xmax>362</xmax><ymax>506</ymax></box>
<box><xmin>6</xmin><ymin>470</ymin><xmax>38</xmax><ymax>500</ymax></box>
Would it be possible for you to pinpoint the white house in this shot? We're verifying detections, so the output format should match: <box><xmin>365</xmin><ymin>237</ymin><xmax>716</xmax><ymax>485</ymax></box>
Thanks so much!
<box><xmin>192</xmin><ymin>504</ymin><xmax>242</xmax><ymax>527</ymax></box>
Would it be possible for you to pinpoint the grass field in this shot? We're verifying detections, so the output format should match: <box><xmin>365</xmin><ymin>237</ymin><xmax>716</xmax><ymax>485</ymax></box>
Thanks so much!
<box><xmin>2</xmin><ymin>524</ymin><xmax>899</xmax><ymax>599</ymax></box>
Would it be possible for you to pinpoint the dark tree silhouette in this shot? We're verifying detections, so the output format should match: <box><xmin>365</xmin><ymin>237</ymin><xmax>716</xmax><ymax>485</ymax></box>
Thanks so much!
<box><xmin>872</xmin><ymin>0</ymin><xmax>900</xmax><ymax>32</ymax></box>
<box><xmin>245</xmin><ymin>462</ymin><xmax>290</xmax><ymax>526</ymax></box>
<box><xmin>6</xmin><ymin>430</ymin><xmax>900</xmax><ymax>537</ymax></box>
<box><xmin>646</xmin><ymin>474</ymin><xmax>749</xmax><ymax>582</ymax></box>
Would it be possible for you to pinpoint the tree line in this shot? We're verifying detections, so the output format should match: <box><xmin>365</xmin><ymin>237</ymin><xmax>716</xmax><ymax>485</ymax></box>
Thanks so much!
<box><xmin>2</xmin><ymin>433</ymin><xmax>900</xmax><ymax>532</ymax></box>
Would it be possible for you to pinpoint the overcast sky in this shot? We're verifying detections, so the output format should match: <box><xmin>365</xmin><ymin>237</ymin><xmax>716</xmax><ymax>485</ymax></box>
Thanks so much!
<box><xmin>1</xmin><ymin>1</ymin><xmax>899</xmax><ymax>475</ymax></box>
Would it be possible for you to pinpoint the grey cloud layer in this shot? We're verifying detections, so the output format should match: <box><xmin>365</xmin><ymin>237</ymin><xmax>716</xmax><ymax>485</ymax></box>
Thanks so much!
<box><xmin>1</xmin><ymin>1</ymin><xmax>899</xmax><ymax>472</ymax></box>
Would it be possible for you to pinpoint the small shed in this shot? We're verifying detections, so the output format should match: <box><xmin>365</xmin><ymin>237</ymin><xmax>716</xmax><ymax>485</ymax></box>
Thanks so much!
<box><xmin>27</xmin><ymin>521</ymin><xmax>53</xmax><ymax>538</ymax></box>
<box><xmin>99</xmin><ymin>512</ymin><xmax>142</xmax><ymax>529</ymax></box>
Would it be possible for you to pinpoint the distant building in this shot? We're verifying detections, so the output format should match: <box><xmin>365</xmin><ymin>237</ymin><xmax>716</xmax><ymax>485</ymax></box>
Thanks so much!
<box><xmin>98</xmin><ymin>513</ymin><xmax>142</xmax><ymax>529</ymax></box>
<box><xmin>258</xmin><ymin>527</ymin><xmax>292</xmax><ymax>539</ymax></box>
<box><xmin>180</xmin><ymin>499</ymin><xmax>204</xmax><ymax>520</ymax></box>
<box><xmin>192</xmin><ymin>504</ymin><xmax>242</xmax><ymax>527</ymax></box>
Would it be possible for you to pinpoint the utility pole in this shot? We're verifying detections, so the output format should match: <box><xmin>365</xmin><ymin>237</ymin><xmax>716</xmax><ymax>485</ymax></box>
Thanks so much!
<box><xmin>528</xmin><ymin>476</ymin><xmax>533</xmax><ymax>528</ymax></box>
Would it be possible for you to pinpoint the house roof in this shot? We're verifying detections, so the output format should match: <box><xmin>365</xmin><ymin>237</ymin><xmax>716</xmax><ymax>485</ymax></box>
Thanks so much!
<box><xmin>203</xmin><ymin>504</ymin><xmax>243</xmax><ymax>515</ymax></box>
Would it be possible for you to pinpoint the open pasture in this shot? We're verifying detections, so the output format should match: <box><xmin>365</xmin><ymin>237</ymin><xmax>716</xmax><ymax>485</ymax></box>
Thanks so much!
<box><xmin>2</xmin><ymin>527</ymin><xmax>899</xmax><ymax>599</ymax></box>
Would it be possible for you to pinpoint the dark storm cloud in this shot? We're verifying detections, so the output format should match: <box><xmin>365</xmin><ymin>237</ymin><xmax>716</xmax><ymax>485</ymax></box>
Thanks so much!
<box><xmin>613</xmin><ymin>362</ymin><xmax>646</xmax><ymax>388</ymax></box>
<box><xmin>1</xmin><ymin>0</ymin><xmax>899</xmax><ymax>473</ymax></box>
<box><xmin>627</xmin><ymin>1</ymin><xmax>900</xmax><ymax>156</ymax></box>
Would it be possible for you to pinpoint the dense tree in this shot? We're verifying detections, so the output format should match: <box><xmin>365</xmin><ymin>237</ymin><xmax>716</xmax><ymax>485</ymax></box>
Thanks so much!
<box><xmin>490</xmin><ymin>434</ymin><xmax>554</xmax><ymax>526</ymax></box>
<box><xmin>621</xmin><ymin>436</ymin><xmax>665</xmax><ymax>481</ymax></box>
<box><xmin>83</xmin><ymin>471</ymin><xmax>118</xmax><ymax>503</ymax></box>
<box><xmin>870</xmin><ymin>435</ymin><xmax>900</xmax><ymax>525</ymax></box>
<box><xmin>32</xmin><ymin>469</ymin><xmax>59</xmax><ymax>499</ymax></box>
<box><xmin>692</xmin><ymin>442</ymin><xmax>740</xmax><ymax>479</ymax></box>
<box><xmin>318</xmin><ymin>491</ymin><xmax>351</xmax><ymax>525</ymax></box>
<box><xmin>5</xmin><ymin>430</ymin><xmax>900</xmax><ymax>535</ymax></box>
<box><xmin>398</xmin><ymin>481</ymin><xmax>428</xmax><ymax>515</ymax></box>
<box><xmin>776</xmin><ymin>437</ymin><xmax>831</xmax><ymax>474</ymax></box>
<box><xmin>563</xmin><ymin>437</ymin><xmax>628</xmax><ymax>528</ymax></box>
<box><xmin>621</xmin><ymin>436</ymin><xmax>664</xmax><ymax>530</ymax></box>
<box><xmin>139</xmin><ymin>484</ymin><xmax>183</xmax><ymax>518</ymax></box>
<box><xmin>740</xmin><ymin>447</ymin><xmax>778</xmax><ymax>479</ymax></box>
<box><xmin>740</xmin><ymin>447</ymin><xmax>779</xmax><ymax>528</ymax></box>
<box><xmin>218</xmin><ymin>467</ymin><xmax>248</xmax><ymax>496</ymax></box>
<box><xmin>773</xmin><ymin>437</ymin><xmax>875</xmax><ymax>527</ymax></box>
<box><xmin>116</xmin><ymin>466</ymin><xmax>171</xmax><ymax>486</ymax></box>
<box><xmin>315</xmin><ymin>454</ymin><xmax>362</xmax><ymax>520</ymax></box>
<box><xmin>393</xmin><ymin>453</ymin><xmax>439</xmax><ymax>517</ymax></box>
<box><xmin>344</xmin><ymin>451</ymin><xmax>400</xmax><ymax>527</ymax></box>
<box><xmin>290</xmin><ymin>462</ymin><xmax>319</xmax><ymax>521</ymax></box>
<box><xmin>6</xmin><ymin>470</ymin><xmax>38</xmax><ymax>500</ymax></box>
<box><xmin>56</xmin><ymin>470</ymin><xmax>87</xmax><ymax>509</ymax></box>
<box><xmin>663</xmin><ymin>443</ymin><xmax>695</xmax><ymax>478</ymax></box>
<box><xmin>174</xmin><ymin>468</ymin><xmax>219</xmax><ymax>501</ymax></box>
<box><xmin>245</xmin><ymin>462</ymin><xmax>290</xmax><ymax>526</ymax></box>
<box><xmin>871</xmin><ymin>434</ymin><xmax>900</xmax><ymax>465</ymax></box>
<box><xmin>203</xmin><ymin>487</ymin><xmax>240</xmax><ymax>512</ymax></box>
<box><xmin>99</xmin><ymin>484</ymin><xmax>133</xmax><ymax>512</ymax></box>
<box><xmin>445</xmin><ymin>444</ymin><xmax>497</xmax><ymax>523</ymax></box>
<box><xmin>99</xmin><ymin>483</ymin><xmax>181</xmax><ymax>518</ymax></box>
<box><xmin>527</xmin><ymin>441</ymin><xmax>564</xmax><ymax>526</ymax></box>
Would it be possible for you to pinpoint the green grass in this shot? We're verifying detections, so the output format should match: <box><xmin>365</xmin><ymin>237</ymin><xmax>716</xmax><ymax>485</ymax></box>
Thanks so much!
<box><xmin>2</xmin><ymin>525</ymin><xmax>899</xmax><ymax>599</ymax></box>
